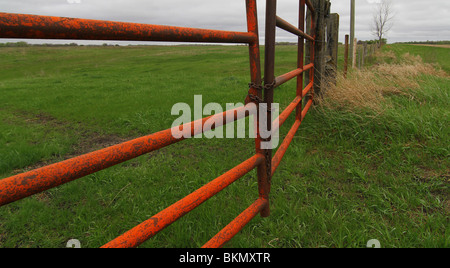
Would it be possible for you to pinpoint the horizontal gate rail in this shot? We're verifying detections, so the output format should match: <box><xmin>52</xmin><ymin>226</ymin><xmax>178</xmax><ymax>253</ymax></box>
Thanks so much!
<box><xmin>276</xmin><ymin>16</ymin><xmax>314</xmax><ymax>41</ymax></box>
<box><xmin>271</xmin><ymin>99</ymin><xmax>313</xmax><ymax>176</ymax></box>
<box><xmin>202</xmin><ymin>198</ymin><xmax>268</xmax><ymax>248</ymax></box>
<box><xmin>275</xmin><ymin>63</ymin><xmax>314</xmax><ymax>88</ymax></box>
<box><xmin>102</xmin><ymin>154</ymin><xmax>265</xmax><ymax>248</ymax></box>
<box><xmin>0</xmin><ymin>0</ymin><xmax>318</xmax><ymax>248</ymax></box>
<box><xmin>0</xmin><ymin>13</ymin><xmax>256</xmax><ymax>44</ymax></box>
<box><xmin>0</xmin><ymin>105</ymin><xmax>252</xmax><ymax>206</ymax></box>
<box><xmin>272</xmin><ymin>119</ymin><xmax>302</xmax><ymax>176</ymax></box>
<box><xmin>306</xmin><ymin>0</ymin><xmax>316</xmax><ymax>13</ymax></box>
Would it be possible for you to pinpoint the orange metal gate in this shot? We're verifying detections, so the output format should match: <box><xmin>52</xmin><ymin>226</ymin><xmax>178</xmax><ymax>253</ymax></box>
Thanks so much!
<box><xmin>0</xmin><ymin>0</ymin><xmax>316</xmax><ymax>248</ymax></box>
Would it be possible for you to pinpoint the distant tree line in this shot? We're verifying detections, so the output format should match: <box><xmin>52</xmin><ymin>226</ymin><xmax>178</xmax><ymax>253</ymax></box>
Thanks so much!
<box><xmin>354</xmin><ymin>39</ymin><xmax>387</xmax><ymax>46</ymax></box>
<box><xmin>0</xmin><ymin>42</ymin><xmax>80</xmax><ymax>47</ymax></box>
<box><xmin>275</xmin><ymin>42</ymin><xmax>297</xmax><ymax>46</ymax></box>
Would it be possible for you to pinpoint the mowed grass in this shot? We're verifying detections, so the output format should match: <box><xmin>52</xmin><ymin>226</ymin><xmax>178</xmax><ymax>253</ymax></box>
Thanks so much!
<box><xmin>0</xmin><ymin>44</ymin><xmax>448</xmax><ymax>248</ymax></box>
<box><xmin>389</xmin><ymin>44</ymin><xmax>450</xmax><ymax>73</ymax></box>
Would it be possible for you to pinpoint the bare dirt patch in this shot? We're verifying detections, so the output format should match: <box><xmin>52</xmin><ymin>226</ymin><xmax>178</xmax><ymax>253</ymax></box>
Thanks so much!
<box><xmin>8</xmin><ymin>110</ymin><xmax>132</xmax><ymax>174</ymax></box>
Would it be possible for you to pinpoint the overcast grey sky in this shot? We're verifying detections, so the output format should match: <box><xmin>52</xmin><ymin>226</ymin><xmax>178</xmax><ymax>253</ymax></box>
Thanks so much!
<box><xmin>1</xmin><ymin>0</ymin><xmax>449</xmax><ymax>44</ymax></box>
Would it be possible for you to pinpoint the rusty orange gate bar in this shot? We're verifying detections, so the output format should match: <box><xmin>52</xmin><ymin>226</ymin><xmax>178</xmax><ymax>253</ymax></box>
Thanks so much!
<box><xmin>0</xmin><ymin>0</ymin><xmax>316</xmax><ymax>248</ymax></box>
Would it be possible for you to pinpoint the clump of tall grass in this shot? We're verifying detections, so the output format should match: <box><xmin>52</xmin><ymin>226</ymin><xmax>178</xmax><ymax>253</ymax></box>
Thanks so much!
<box><xmin>317</xmin><ymin>51</ymin><xmax>447</xmax><ymax>113</ymax></box>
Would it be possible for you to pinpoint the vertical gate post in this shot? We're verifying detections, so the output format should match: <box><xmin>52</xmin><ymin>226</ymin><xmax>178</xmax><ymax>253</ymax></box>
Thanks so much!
<box><xmin>246</xmin><ymin>0</ymin><xmax>266</xmax><ymax>216</ymax></box>
<box><xmin>305</xmin><ymin>3</ymin><xmax>312</xmax><ymax>97</ymax></box>
<box><xmin>297</xmin><ymin>0</ymin><xmax>306</xmax><ymax>121</ymax></box>
<box><xmin>260</xmin><ymin>0</ymin><xmax>277</xmax><ymax>218</ymax></box>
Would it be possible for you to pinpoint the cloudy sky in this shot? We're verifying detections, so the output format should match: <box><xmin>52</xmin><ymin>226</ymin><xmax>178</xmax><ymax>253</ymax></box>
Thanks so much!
<box><xmin>1</xmin><ymin>0</ymin><xmax>449</xmax><ymax>44</ymax></box>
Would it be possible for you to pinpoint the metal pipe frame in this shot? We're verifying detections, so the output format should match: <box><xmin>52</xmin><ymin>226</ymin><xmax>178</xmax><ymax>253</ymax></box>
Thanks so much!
<box><xmin>0</xmin><ymin>0</ymin><xmax>268</xmax><ymax>249</ymax></box>
<box><xmin>0</xmin><ymin>0</ymin><xmax>317</xmax><ymax>248</ymax></box>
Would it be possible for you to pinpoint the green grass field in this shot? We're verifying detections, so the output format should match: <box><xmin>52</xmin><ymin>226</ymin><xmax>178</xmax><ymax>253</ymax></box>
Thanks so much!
<box><xmin>0</xmin><ymin>43</ymin><xmax>448</xmax><ymax>248</ymax></box>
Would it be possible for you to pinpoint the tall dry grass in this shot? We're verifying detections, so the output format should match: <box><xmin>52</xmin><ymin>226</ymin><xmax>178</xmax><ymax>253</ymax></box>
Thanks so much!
<box><xmin>317</xmin><ymin>51</ymin><xmax>447</xmax><ymax>113</ymax></box>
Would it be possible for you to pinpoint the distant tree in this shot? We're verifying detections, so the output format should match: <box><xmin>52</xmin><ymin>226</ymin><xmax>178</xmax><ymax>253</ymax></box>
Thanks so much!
<box><xmin>372</xmin><ymin>0</ymin><xmax>394</xmax><ymax>48</ymax></box>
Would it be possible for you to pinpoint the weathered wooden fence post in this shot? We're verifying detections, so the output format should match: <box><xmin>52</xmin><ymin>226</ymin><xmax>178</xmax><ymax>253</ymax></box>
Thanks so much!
<box><xmin>352</xmin><ymin>38</ymin><xmax>357</xmax><ymax>68</ymax></box>
<box><xmin>362</xmin><ymin>42</ymin><xmax>367</xmax><ymax>68</ymax></box>
<box><xmin>325</xmin><ymin>13</ymin><xmax>339</xmax><ymax>85</ymax></box>
<box><xmin>344</xmin><ymin>34</ymin><xmax>349</xmax><ymax>78</ymax></box>
<box><xmin>305</xmin><ymin>0</ymin><xmax>329</xmax><ymax>102</ymax></box>
<box><xmin>313</xmin><ymin>0</ymin><xmax>325</xmax><ymax>99</ymax></box>
<box><xmin>358</xmin><ymin>44</ymin><xmax>362</xmax><ymax>69</ymax></box>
